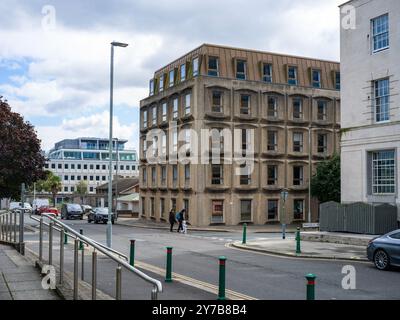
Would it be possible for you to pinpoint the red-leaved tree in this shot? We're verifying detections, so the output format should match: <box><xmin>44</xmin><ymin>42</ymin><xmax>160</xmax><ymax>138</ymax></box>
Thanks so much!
<box><xmin>0</xmin><ymin>98</ymin><xmax>46</xmax><ymax>199</ymax></box>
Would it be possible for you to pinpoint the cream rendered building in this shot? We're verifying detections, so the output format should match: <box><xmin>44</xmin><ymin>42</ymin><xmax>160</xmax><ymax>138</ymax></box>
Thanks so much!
<box><xmin>340</xmin><ymin>0</ymin><xmax>400</xmax><ymax>221</ymax></box>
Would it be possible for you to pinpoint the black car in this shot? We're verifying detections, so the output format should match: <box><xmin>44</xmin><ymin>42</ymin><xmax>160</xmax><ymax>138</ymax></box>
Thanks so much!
<box><xmin>61</xmin><ymin>203</ymin><xmax>84</xmax><ymax>220</ymax></box>
<box><xmin>88</xmin><ymin>207</ymin><xmax>115</xmax><ymax>224</ymax></box>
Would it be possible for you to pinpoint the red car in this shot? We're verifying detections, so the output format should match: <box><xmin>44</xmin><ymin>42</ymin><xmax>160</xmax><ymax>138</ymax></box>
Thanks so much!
<box><xmin>38</xmin><ymin>206</ymin><xmax>59</xmax><ymax>216</ymax></box>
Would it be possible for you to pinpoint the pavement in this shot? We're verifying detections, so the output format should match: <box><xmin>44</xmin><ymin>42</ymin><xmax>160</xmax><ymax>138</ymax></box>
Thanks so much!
<box><xmin>116</xmin><ymin>217</ymin><xmax>302</xmax><ymax>233</ymax></box>
<box><xmin>231</xmin><ymin>239</ymin><xmax>368</xmax><ymax>261</ymax></box>
<box><xmin>0</xmin><ymin>244</ymin><xmax>61</xmax><ymax>300</ymax></box>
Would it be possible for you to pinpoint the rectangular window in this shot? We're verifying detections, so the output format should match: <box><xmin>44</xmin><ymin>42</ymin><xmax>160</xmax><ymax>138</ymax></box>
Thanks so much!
<box><xmin>375</xmin><ymin>78</ymin><xmax>390</xmax><ymax>122</ymax></box>
<box><xmin>211</xmin><ymin>200</ymin><xmax>224</xmax><ymax>223</ymax></box>
<box><xmin>212</xmin><ymin>165</ymin><xmax>223</xmax><ymax>185</ymax></box>
<box><xmin>161</xmin><ymin>166</ymin><xmax>167</xmax><ymax>184</ymax></box>
<box><xmin>160</xmin><ymin>198</ymin><xmax>165</xmax><ymax>218</ymax></box>
<box><xmin>150</xmin><ymin>198</ymin><xmax>155</xmax><ymax>217</ymax></box>
<box><xmin>172</xmin><ymin>98</ymin><xmax>179</xmax><ymax>120</ymax></box>
<box><xmin>171</xmin><ymin>198</ymin><xmax>177</xmax><ymax>212</ymax></box>
<box><xmin>143</xmin><ymin>110</ymin><xmax>148</xmax><ymax>128</ymax></box>
<box><xmin>241</xmin><ymin>129</ymin><xmax>250</xmax><ymax>153</ymax></box>
<box><xmin>172</xmin><ymin>165</ymin><xmax>178</xmax><ymax>183</ymax></box>
<box><xmin>267</xmin><ymin>165</ymin><xmax>278</xmax><ymax>185</ymax></box>
<box><xmin>236</xmin><ymin>60</ymin><xmax>247</xmax><ymax>80</ymax></box>
<box><xmin>71</xmin><ymin>175</ymin><xmax>75</xmax><ymax>181</ymax></box>
<box><xmin>372</xmin><ymin>14</ymin><xmax>389</xmax><ymax>52</ymax></box>
<box><xmin>64</xmin><ymin>175</ymin><xmax>68</xmax><ymax>181</ymax></box>
<box><xmin>263</xmin><ymin>63</ymin><xmax>272</xmax><ymax>83</ymax></box>
<box><xmin>293</xmin><ymin>132</ymin><xmax>304</xmax><ymax>152</ymax></box>
<box><xmin>169</xmin><ymin>69</ymin><xmax>175</xmax><ymax>87</ymax></box>
<box><xmin>267</xmin><ymin>200</ymin><xmax>279</xmax><ymax>220</ymax></box>
<box><xmin>58</xmin><ymin>164</ymin><xmax>62</xmax><ymax>169</ymax></box>
<box><xmin>240</xmin><ymin>164</ymin><xmax>251</xmax><ymax>185</ymax></box>
<box><xmin>152</xmin><ymin>106</ymin><xmax>157</xmax><ymax>125</ymax></box>
<box><xmin>159</xmin><ymin>74</ymin><xmax>164</xmax><ymax>92</ymax></box>
<box><xmin>312</xmin><ymin>69</ymin><xmax>321</xmax><ymax>88</ymax></box>
<box><xmin>64</xmin><ymin>187</ymin><xmax>68</xmax><ymax>192</ymax></box>
<box><xmin>317</xmin><ymin>101</ymin><xmax>327</xmax><ymax>121</ymax></box>
<box><xmin>161</xmin><ymin>133</ymin><xmax>167</xmax><ymax>155</ymax></box>
<box><xmin>102</xmin><ymin>176</ymin><xmax>106</xmax><ymax>181</ymax></box>
<box><xmin>335</xmin><ymin>72</ymin><xmax>340</xmax><ymax>90</ymax></box>
<box><xmin>240</xmin><ymin>200</ymin><xmax>252</xmax><ymax>221</ymax></box>
<box><xmin>151</xmin><ymin>167</ymin><xmax>156</xmax><ymax>184</ymax></box>
<box><xmin>372</xmin><ymin>150</ymin><xmax>396</xmax><ymax>194</ymax></box>
<box><xmin>65</xmin><ymin>164</ymin><xmax>69</xmax><ymax>169</ymax></box>
<box><xmin>180</xmin><ymin>63</ymin><xmax>186</xmax><ymax>82</ymax></box>
<box><xmin>267</xmin><ymin>96</ymin><xmax>277</xmax><ymax>118</ymax></box>
<box><xmin>149</xmin><ymin>79</ymin><xmax>154</xmax><ymax>96</ymax></box>
<box><xmin>71</xmin><ymin>164</ymin><xmax>75</xmax><ymax>169</ymax></box>
<box><xmin>70</xmin><ymin>186</ymin><xmax>75</xmax><ymax>193</ymax></box>
<box><xmin>293</xmin><ymin>98</ymin><xmax>303</xmax><ymax>119</ymax></box>
<box><xmin>293</xmin><ymin>166</ymin><xmax>304</xmax><ymax>186</ymax></box>
<box><xmin>317</xmin><ymin>134</ymin><xmax>327</xmax><ymax>153</ymax></box>
<box><xmin>267</xmin><ymin>131</ymin><xmax>278</xmax><ymax>151</ymax></box>
<box><xmin>185</xmin><ymin>93</ymin><xmax>191</xmax><ymax>115</ymax></box>
<box><xmin>294</xmin><ymin>199</ymin><xmax>304</xmax><ymax>220</ymax></box>
<box><xmin>208</xmin><ymin>56</ymin><xmax>219</xmax><ymax>76</ymax></box>
<box><xmin>52</xmin><ymin>164</ymin><xmax>56</xmax><ymax>169</ymax></box>
<box><xmin>240</xmin><ymin>95</ymin><xmax>250</xmax><ymax>115</ymax></box>
<box><xmin>288</xmin><ymin>66</ymin><xmax>298</xmax><ymax>85</ymax></box>
<box><xmin>192</xmin><ymin>57</ymin><xmax>199</xmax><ymax>77</ymax></box>
<box><xmin>184</xmin><ymin>164</ymin><xmax>190</xmax><ymax>183</ymax></box>
<box><xmin>172</xmin><ymin>130</ymin><xmax>178</xmax><ymax>153</ymax></box>
<box><xmin>142</xmin><ymin>168</ymin><xmax>147</xmax><ymax>183</ymax></box>
<box><xmin>162</xmin><ymin>102</ymin><xmax>167</xmax><ymax>122</ymax></box>
<box><xmin>141</xmin><ymin>197</ymin><xmax>146</xmax><ymax>216</ymax></box>
<box><xmin>184</xmin><ymin>199</ymin><xmax>189</xmax><ymax>221</ymax></box>
<box><xmin>212</xmin><ymin>92</ymin><xmax>223</xmax><ymax>113</ymax></box>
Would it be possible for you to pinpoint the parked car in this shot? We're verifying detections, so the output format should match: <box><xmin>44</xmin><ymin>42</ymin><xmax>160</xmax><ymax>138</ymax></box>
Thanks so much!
<box><xmin>38</xmin><ymin>206</ymin><xmax>59</xmax><ymax>217</ymax></box>
<box><xmin>9</xmin><ymin>202</ymin><xmax>32</xmax><ymax>213</ymax></box>
<box><xmin>32</xmin><ymin>199</ymin><xmax>50</xmax><ymax>215</ymax></box>
<box><xmin>367</xmin><ymin>229</ymin><xmax>400</xmax><ymax>270</ymax></box>
<box><xmin>61</xmin><ymin>204</ymin><xmax>83</xmax><ymax>220</ymax></box>
<box><xmin>87</xmin><ymin>207</ymin><xmax>115</xmax><ymax>224</ymax></box>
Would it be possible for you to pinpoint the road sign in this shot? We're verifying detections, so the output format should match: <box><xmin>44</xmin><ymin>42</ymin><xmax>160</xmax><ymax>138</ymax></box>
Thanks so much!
<box><xmin>302</xmin><ymin>223</ymin><xmax>320</xmax><ymax>228</ymax></box>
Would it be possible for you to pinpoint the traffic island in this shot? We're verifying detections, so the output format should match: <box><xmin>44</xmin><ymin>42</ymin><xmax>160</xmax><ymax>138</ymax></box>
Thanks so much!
<box><xmin>230</xmin><ymin>239</ymin><xmax>368</xmax><ymax>261</ymax></box>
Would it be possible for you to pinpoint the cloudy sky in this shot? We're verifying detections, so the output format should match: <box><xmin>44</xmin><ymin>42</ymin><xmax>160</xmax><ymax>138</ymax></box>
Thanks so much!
<box><xmin>0</xmin><ymin>0</ymin><xmax>343</xmax><ymax>152</ymax></box>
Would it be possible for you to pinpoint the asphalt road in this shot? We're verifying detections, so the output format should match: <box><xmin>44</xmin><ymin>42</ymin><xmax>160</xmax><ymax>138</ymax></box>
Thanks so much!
<box><xmin>24</xmin><ymin>215</ymin><xmax>400</xmax><ymax>300</ymax></box>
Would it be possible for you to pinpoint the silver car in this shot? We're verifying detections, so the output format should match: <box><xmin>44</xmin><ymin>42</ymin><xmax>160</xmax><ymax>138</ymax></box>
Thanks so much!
<box><xmin>367</xmin><ymin>229</ymin><xmax>400</xmax><ymax>270</ymax></box>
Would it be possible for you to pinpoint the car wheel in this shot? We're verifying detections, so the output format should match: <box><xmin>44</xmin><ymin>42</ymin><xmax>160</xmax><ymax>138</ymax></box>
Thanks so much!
<box><xmin>94</xmin><ymin>219</ymin><xmax>98</xmax><ymax>224</ymax></box>
<box><xmin>88</xmin><ymin>219</ymin><xmax>92</xmax><ymax>223</ymax></box>
<box><xmin>374</xmin><ymin>249</ymin><xmax>390</xmax><ymax>270</ymax></box>
<box><xmin>111</xmin><ymin>220</ymin><xmax>115</xmax><ymax>225</ymax></box>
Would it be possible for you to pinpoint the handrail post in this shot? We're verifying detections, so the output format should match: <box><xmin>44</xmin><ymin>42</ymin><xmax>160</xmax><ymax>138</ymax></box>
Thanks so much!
<box><xmin>116</xmin><ymin>265</ymin><xmax>122</xmax><ymax>300</ymax></box>
<box><xmin>151</xmin><ymin>286</ymin><xmax>158</xmax><ymax>300</ymax></box>
<box><xmin>39</xmin><ymin>217</ymin><xmax>43</xmax><ymax>262</ymax></box>
<box><xmin>5</xmin><ymin>214</ymin><xmax>9</xmax><ymax>242</ymax></box>
<box><xmin>13</xmin><ymin>211</ymin><xmax>17</xmax><ymax>243</ymax></box>
<box><xmin>92</xmin><ymin>251</ymin><xmax>97</xmax><ymax>300</ymax></box>
<box><xmin>59</xmin><ymin>229</ymin><xmax>64</xmax><ymax>285</ymax></box>
<box><xmin>73</xmin><ymin>239</ymin><xmax>79</xmax><ymax>300</ymax></box>
<box><xmin>81</xmin><ymin>241</ymin><xmax>85</xmax><ymax>281</ymax></box>
<box><xmin>48</xmin><ymin>221</ymin><xmax>53</xmax><ymax>265</ymax></box>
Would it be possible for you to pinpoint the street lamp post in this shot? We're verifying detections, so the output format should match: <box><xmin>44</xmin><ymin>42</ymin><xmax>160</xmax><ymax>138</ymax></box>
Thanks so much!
<box><xmin>107</xmin><ymin>41</ymin><xmax>128</xmax><ymax>248</ymax></box>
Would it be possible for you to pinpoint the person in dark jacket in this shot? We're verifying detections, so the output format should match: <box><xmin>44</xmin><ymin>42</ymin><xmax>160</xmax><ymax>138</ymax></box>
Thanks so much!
<box><xmin>169</xmin><ymin>209</ymin><xmax>176</xmax><ymax>232</ymax></box>
<box><xmin>177</xmin><ymin>209</ymin><xmax>186</xmax><ymax>233</ymax></box>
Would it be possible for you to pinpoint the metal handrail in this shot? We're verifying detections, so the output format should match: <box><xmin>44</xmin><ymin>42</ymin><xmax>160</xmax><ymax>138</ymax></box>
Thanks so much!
<box><xmin>35</xmin><ymin>213</ymin><xmax>162</xmax><ymax>300</ymax></box>
<box><xmin>0</xmin><ymin>210</ymin><xmax>18</xmax><ymax>244</ymax></box>
<box><xmin>29</xmin><ymin>214</ymin><xmax>129</xmax><ymax>261</ymax></box>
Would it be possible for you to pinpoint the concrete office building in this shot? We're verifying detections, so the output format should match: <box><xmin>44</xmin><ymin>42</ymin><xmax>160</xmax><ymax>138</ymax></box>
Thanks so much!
<box><xmin>340</xmin><ymin>0</ymin><xmax>400</xmax><ymax>220</ymax></box>
<box><xmin>44</xmin><ymin>137</ymin><xmax>139</xmax><ymax>202</ymax></box>
<box><xmin>140</xmin><ymin>44</ymin><xmax>340</xmax><ymax>227</ymax></box>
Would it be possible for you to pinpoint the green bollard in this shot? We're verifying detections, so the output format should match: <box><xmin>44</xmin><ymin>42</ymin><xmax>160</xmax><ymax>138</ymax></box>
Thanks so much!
<box><xmin>79</xmin><ymin>229</ymin><xmax>84</xmax><ymax>250</ymax></box>
<box><xmin>165</xmin><ymin>247</ymin><xmax>173</xmax><ymax>283</ymax></box>
<box><xmin>242</xmin><ymin>223</ymin><xmax>247</xmax><ymax>244</ymax></box>
<box><xmin>306</xmin><ymin>274</ymin><xmax>316</xmax><ymax>300</ymax></box>
<box><xmin>129</xmin><ymin>240</ymin><xmax>136</xmax><ymax>267</ymax></box>
<box><xmin>296</xmin><ymin>227</ymin><xmax>301</xmax><ymax>254</ymax></box>
<box><xmin>64</xmin><ymin>230</ymin><xmax>68</xmax><ymax>245</ymax></box>
<box><xmin>218</xmin><ymin>256</ymin><xmax>227</xmax><ymax>300</ymax></box>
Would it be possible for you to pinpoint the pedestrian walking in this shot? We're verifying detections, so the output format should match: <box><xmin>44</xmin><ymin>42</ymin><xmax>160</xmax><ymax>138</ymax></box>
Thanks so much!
<box><xmin>176</xmin><ymin>209</ymin><xmax>186</xmax><ymax>233</ymax></box>
<box><xmin>169</xmin><ymin>208</ymin><xmax>176</xmax><ymax>232</ymax></box>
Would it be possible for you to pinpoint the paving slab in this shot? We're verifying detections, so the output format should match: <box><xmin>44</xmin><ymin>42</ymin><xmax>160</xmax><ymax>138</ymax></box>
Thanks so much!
<box><xmin>232</xmin><ymin>239</ymin><xmax>368</xmax><ymax>261</ymax></box>
<box><xmin>0</xmin><ymin>244</ymin><xmax>61</xmax><ymax>300</ymax></box>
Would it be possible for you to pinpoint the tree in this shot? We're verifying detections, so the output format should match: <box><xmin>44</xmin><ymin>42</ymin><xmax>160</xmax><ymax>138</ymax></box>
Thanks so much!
<box><xmin>0</xmin><ymin>99</ymin><xmax>46</xmax><ymax>199</ymax></box>
<box><xmin>311</xmin><ymin>153</ymin><xmax>341</xmax><ymax>203</ymax></box>
<box><xmin>37</xmin><ymin>171</ymin><xmax>62</xmax><ymax>206</ymax></box>
<box><xmin>75</xmin><ymin>180</ymin><xmax>88</xmax><ymax>204</ymax></box>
